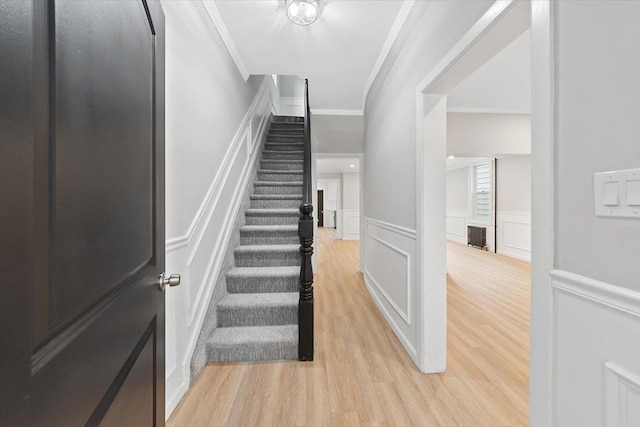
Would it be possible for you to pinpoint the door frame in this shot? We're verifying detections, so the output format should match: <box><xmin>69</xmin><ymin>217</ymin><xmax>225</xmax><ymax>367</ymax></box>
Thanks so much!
<box><xmin>312</xmin><ymin>152</ymin><xmax>365</xmax><ymax>272</ymax></box>
<box><xmin>317</xmin><ymin>189</ymin><xmax>324</xmax><ymax>227</ymax></box>
<box><xmin>414</xmin><ymin>0</ymin><xmax>554</xmax><ymax>423</ymax></box>
<box><xmin>316</xmin><ymin>178</ymin><xmax>341</xmax><ymax>232</ymax></box>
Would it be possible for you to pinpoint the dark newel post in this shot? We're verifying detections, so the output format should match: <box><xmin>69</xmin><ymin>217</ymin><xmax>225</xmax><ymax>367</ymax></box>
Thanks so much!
<box><xmin>298</xmin><ymin>78</ymin><xmax>314</xmax><ymax>361</ymax></box>
<box><xmin>298</xmin><ymin>203</ymin><xmax>314</xmax><ymax>361</ymax></box>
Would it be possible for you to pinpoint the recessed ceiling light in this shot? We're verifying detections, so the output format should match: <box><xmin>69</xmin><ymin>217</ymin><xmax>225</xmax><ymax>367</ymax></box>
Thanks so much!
<box><xmin>448</xmin><ymin>155</ymin><xmax>455</xmax><ymax>159</ymax></box>
<box><xmin>350</xmin><ymin>164</ymin><xmax>355</xmax><ymax>168</ymax></box>
<box><xmin>286</xmin><ymin>0</ymin><xmax>319</xmax><ymax>26</ymax></box>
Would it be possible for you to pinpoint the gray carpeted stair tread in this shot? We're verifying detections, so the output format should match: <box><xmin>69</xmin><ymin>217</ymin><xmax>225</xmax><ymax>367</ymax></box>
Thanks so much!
<box><xmin>233</xmin><ymin>244</ymin><xmax>300</xmax><ymax>267</ymax></box>
<box><xmin>262</xmin><ymin>150</ymin><xmax>303</xmax><ymax>154</ymax></box>
<box><xmin>208</xmin><ymin>325</ymin><xmax>297</xmax><ymax>346</ymax></box>
<box><xmin>206</xmin><ymin>325</ymin><xmax>297</xmax><ymax>363</ymax></box>
<box><xmin>245</xmin><ymin>208</ymin><xmax>299</xmax><ymax>216</ymax></box>
<box><xmin>218</xmin><ymin>292</ymin><xmax>298</xmax><ymax>309</ymax></box>
<box><xmin>254</xmin><ymin>181</ymin><xmax>303</xmax><ymax>186</ymax></box>
<box><xmin>260</xmin><ymin>161</ymin><xmax>303</xmax><ymax>171</ymax></box>
<box><xmin>272</xmin><ymin>116</ymin><xmax>304</xmax><ymax>123</ymax></box>
<box><xmin>240</xmin><ymin>225</ymin><xmax>298</xmax><ymax>245</ymax></box>
<box><xmin>249</xmin><ymin>194</ymin><xmax>303</xmax><ymax>209</ymax></box>
<box><xmin>267</xmin><ymin>137</ymin><xmax>304</xmax><ymax>142</ymax></box>
<box><xmin>217</xmin><ymin>292</ymin><xmax>298</xmax><ymax>326</ymax></box>
<box><xmin>226</xmin><ymin>266</ymin><xmax>299</xmax><ymax>294</ymax></box>
<box><xmin>250</xmin><ymin>194</ymin><xmax>302</xmax><ymax>199</ymax></box>
<box><xmin>257</xmin><ymin>170</ymin><xmax>303</xmax><ymax>174</ymax></box>
<box><xmin>264</xmin><ymin>144</ymin><xmax>304</xmax><ymax>151</ymax></box>
<box><xmin>234</xmin><ymin>244</ymin><xmax>299</xmax><ymax>253</ymax></box>
<box><xmin>227</xmin><ymin>266</ymin><xmax>299</xmax><ymax>279</ymax></box>
<box><xmin>240</xmin><ymin>224</ymin><xmax>297</xmax><ymax>231</ymax></box>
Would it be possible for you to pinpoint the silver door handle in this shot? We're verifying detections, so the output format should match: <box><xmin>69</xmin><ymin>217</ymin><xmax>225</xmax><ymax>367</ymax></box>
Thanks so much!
<box><xmin>159</xmin><ymin>272</ymin><xmax>181</xmax><ymax>291</ymax></box>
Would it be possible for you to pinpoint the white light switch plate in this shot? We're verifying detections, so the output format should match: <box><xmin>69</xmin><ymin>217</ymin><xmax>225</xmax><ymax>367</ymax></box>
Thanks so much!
<box><xmin>594</xmin><ymin>168</ymin><xmax>640</xmax><ymax>218</ymax></box>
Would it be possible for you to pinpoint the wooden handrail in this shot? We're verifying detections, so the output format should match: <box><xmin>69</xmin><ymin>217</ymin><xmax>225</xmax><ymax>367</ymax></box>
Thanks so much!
<box><xmin>298</xmin><ymin>79</ymin><xmax>314</xmax><ymax>361</ymax></box>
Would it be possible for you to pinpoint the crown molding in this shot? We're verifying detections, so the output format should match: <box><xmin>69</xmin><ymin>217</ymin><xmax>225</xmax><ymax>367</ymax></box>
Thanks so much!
<box><xmin>201</xmin><ymin>0</ymin><xmax>250</xmax><ymax>81</ymax></box>
<box><xmin>310</xmin><ymin>109</ymin><xmax>364</xmax><ymax>116</ymax></box>
<box><xmin>361</xmin><ymin>0</ymin><xmax>416</xmax><ymax>112</ymax></box>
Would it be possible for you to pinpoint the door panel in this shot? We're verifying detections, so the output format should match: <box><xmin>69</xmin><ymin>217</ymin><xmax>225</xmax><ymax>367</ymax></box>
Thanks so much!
<box><xmin>99</xmin><ymin>327</ymin><xmax>154</xmax><ymax>427</ymax></box>
<box><xmin>51</xmin><ymin>0</ymin><xmax>154</xmax><ymax>329</ymax></box>
<box><xmin>0</xmin><ymin>1</ymin><xmax>166</xmax><ymax>425</ymax></box>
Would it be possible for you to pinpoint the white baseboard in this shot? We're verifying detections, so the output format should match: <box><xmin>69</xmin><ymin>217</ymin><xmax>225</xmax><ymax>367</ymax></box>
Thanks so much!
<box><xmin>164</xmin><ymin>76</ymin><xmax>278</xmax><ymax>420</ymax></box>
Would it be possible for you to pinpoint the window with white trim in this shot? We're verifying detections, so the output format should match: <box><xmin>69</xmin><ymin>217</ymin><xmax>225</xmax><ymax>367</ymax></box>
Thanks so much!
<box><xmin>473</xmin><ymin>163</ymin><xmax>492</xmax><ymax>222</ymax></box>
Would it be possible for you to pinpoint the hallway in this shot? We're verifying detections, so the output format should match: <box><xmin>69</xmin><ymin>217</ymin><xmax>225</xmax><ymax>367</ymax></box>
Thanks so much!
<box><xmin>168</xmin><ymin>239</ymin><xmax>529</xmax><ymax>426</ymax></box>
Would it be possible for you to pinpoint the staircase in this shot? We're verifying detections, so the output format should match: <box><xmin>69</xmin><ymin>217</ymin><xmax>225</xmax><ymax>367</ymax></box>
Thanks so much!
<box><xmin>205</xmin><ymin>116</ymin><xmax>304</xmax><ymax>363</ymax></box>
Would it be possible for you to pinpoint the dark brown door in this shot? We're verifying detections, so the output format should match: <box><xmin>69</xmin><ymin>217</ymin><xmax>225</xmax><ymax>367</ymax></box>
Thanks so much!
<box><xmin>0</xmin><ymin>1</ymin><xmax>166</xmax><ymax>425</ymax></box>
<box><xmin>318</xmin><ymin>190</ymin><xmax>324</xmax><ymax>227</ymax></box>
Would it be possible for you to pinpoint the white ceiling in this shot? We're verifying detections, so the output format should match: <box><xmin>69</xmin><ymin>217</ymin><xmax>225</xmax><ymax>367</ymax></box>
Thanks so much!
<box><xmin>213</xmin><ymin>0</ymin><xmax>406</xmax><ymax>112</ymax></box>
<box><xmin>447</xmin><ymin>29</ymin><xmax>531</xmax><ymax>114</ymax></box>
<box><xmin>317</xmin><ymin>158</ymin><xmax>359</xmax><ymax>173</ymax></box>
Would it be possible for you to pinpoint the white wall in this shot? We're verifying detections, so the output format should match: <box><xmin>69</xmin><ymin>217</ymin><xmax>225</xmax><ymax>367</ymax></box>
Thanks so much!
<box><xmin>342</xmin><ymin>171</ymin><xmax>360</xmax><ymax>240</ymax></box>
<box><xmin>362</xmin><ymin>0</ymin><xmax>494</xmax><ymax>370</ymax></box>
<box><xmin>164</xmin><ymin>0</ymin><xmax>257</xmax><ymax>239</ymax></box>
<box><xmin>445</xmin><ymin>167</ymin><xmax>469</xmax><ymax>245</ymax></box>
<box><xmin>311</xmin><ymin>115</ymin><xmax>364</xmax><ymax>154</ymax></box>
<box><xmin>162</xmin><ymin>1</ymin><xmax>277</xmax><ymax>418</ymax></box>
<box><xmin>543</xmin><ymin>2</ymin><xmax>640</xmax><ymax>425</ymax></box>
<box><xmin>278</xmin><ymin>75</ymin><xmax>304</xmax><ymax>116</ymax></box>
<box><xmin>447</xmin><ymin>29</ymin><xmax>531</xmax><ymax>114</ymax></box>
<box><xmin>496</xmin><ymin>156</ymin><xmax>531</xmax><ymax>260</ymax></box>
<box><xmin>447</xmin><ymin>113</ymin><xmax>531</xmax><ymax>156</ymax></box>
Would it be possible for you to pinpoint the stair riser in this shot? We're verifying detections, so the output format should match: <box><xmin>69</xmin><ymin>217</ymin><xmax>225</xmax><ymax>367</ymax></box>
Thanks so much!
<box><xmin>264</xmin><ymin>144</ymin><xmax>304</xmax><ymax>152</ymax></box>
<box><xmin>226</xmin><ymin>276</ymin><xmax>298</xmax><ymax>293</ymax></box>
<box><xmin>262</xmin><ymin>152</ymin><xmax>304</xmax><ymax>161</ymax></box>
<box><xmin>240</xmin><ymin>233</ymin><xmax>299</xmax><ymax>245</ymax></box>
<box><xmin>250</xmin><ymin>198</ymin><xmax>301</xmax><ymax>209</ymax></box>
<box><xmin>254</xmin><ymin>185</ymin><xmax>302</xmax><ymax>195</ymax></box>
<box><xmin>257</xmin><ymin>172</ymin><xmax>303</xmax><ymax>181</ymax></box>
<box><xmin>207</xmin><ymin>343</ymin><xmax>297</xmax><ymax>363</ymax></box>
<box><xmin>218</xmin><ymin>306</ymin><xmax>297</xmax><ymax>327</ymax></box>
<box><xmin>260</xmin><ymin>161</ymin><xmax>303</xmax><ymax>171</ymax></box>
<box><xmin>234</xmin><ymin>250</ymin><xmax>299</xmax><ymax>267</ymax></box>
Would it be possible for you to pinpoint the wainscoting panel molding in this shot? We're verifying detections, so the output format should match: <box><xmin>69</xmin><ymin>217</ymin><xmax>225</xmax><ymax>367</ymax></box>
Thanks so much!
<box><xmin>342</xmin><ymin>209</ymin><xmax>360</xmax><ymax>240</ymax></box>
<box><xmin>363</xmin><ymin>217</ymin><xmax>418</xmax><ymax>364</ymax></box>
<box><xmin>165</xmin><ymin>76</ymin><xmax>278</xmax><ymax>418</ymax></box>
<box><xmin>445</xmin><ymin>209</ymin><xmax>467</xmax><ymax>244</ymax></box>
<box><xmin>496</xmin><ymin>211</ymin><xmax>531</xmax><ymax>261</ymax></box>
<box><xmin>551</xmin><ymin>270</ymin><xmax>640</xmax><ymax>427</ymax></box>
<box><xmin>605</xmin><ymin>362</ymin><xmax>640</xmax><ymax>427</ymax></box>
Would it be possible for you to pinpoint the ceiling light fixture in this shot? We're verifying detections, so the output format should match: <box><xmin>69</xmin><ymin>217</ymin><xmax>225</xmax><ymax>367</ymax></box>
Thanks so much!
<box><xmin>350</xmin><ymin>164</ymin><xmax>355</xmax><ymax>168</ymax></box>
<box><xmin>286</xmin><ymin>0</ymin><xmax>319</xmax><ymax>26</ymax></box>
<box><xmin>448</xmin><ymin>155</ymin><xmax>455</xmax><ymax>159</ymax></box>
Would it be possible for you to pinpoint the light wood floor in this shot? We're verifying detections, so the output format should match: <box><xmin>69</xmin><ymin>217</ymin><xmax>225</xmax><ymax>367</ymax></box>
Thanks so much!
<box><xmin>168</xmin><ymin>239</ymin><xmax>530</xmax><ymax>426</ymax></box>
